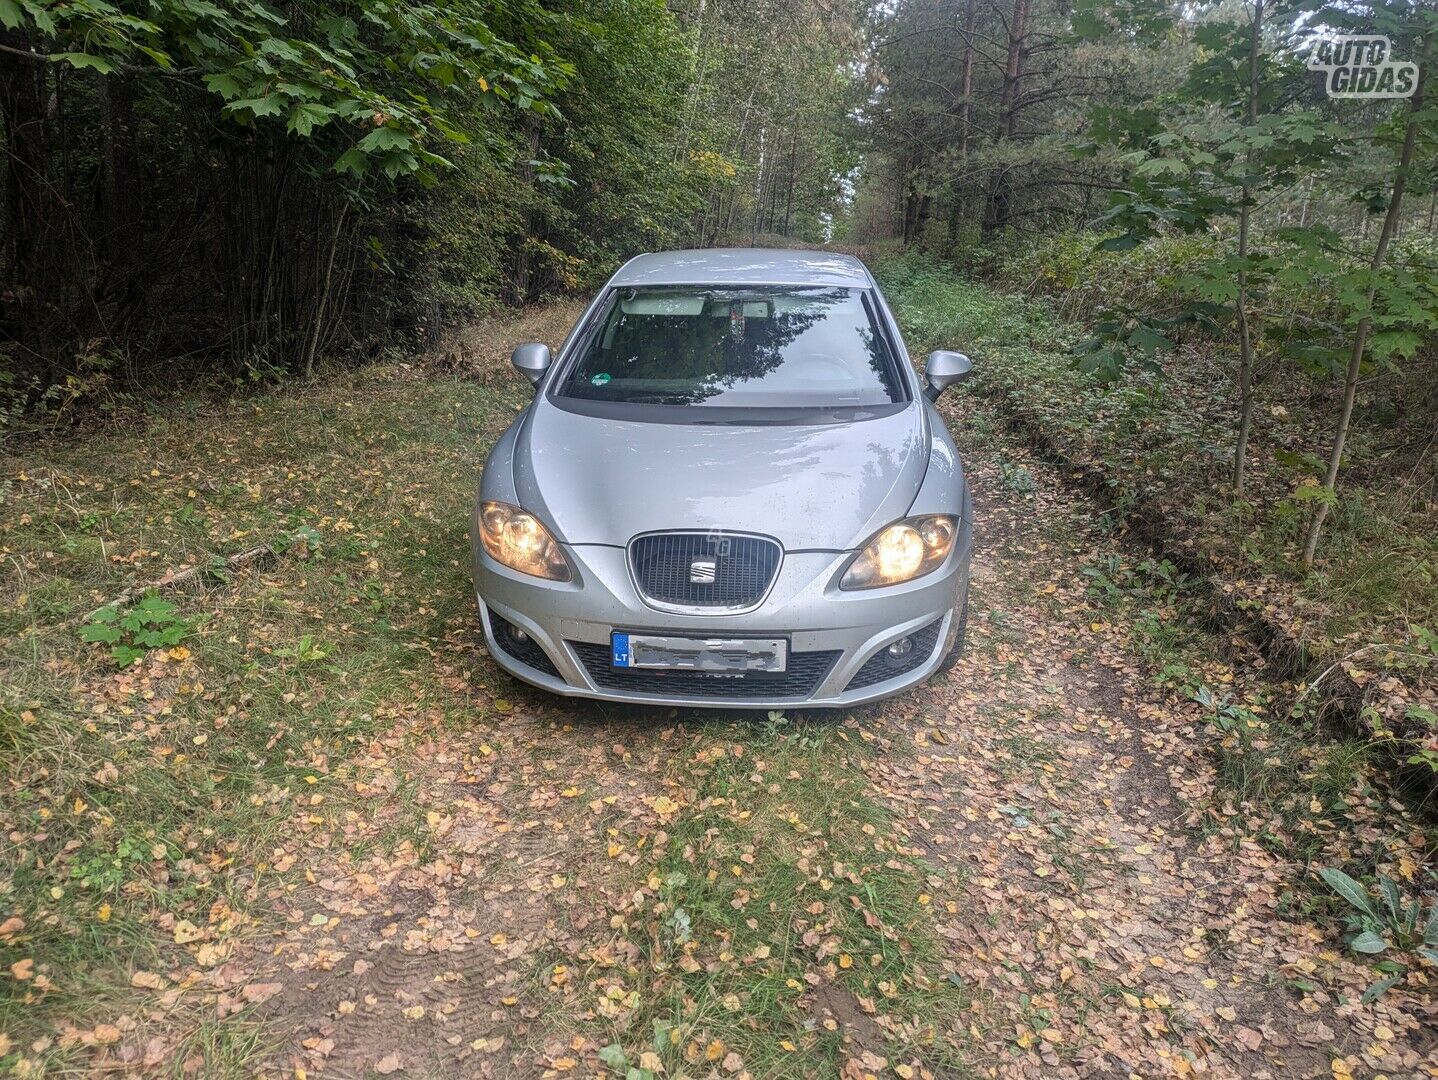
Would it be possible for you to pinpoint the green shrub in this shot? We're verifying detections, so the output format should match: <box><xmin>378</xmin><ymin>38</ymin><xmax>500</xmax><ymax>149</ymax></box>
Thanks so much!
<box><xmin>79</xmin><ymin>593</ymin><xmax>194</xmax><ymax>667</ymax></box>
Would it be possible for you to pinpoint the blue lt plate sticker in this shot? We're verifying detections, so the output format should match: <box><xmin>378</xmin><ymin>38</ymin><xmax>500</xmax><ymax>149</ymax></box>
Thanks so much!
<box><xmin>611</xmin><ymin>632</ymin><xmax>631</xmax><ymax>668</ymax></box>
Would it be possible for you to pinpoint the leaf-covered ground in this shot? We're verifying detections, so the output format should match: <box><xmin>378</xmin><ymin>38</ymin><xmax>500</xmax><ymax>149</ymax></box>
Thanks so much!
<box><xmin>2</xmin><ymin>299</ymin><xmax>1436</xmax><ymax>1078</ymax></box>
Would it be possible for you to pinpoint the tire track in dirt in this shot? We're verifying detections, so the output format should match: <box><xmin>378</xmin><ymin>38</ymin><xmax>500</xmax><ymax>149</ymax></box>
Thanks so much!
<box><xmin>236</xmin><ymin>640</ymin><xmax>682</xmax><ymax>1078</ymax></box>
<box><xmin>855</xmin><ymin>396</ymin><xmax>1437</xmax><ymax>1078</ymax></box>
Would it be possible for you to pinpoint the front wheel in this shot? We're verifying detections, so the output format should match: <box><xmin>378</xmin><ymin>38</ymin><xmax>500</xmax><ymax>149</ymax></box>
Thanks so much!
<box><xmin>937</xmin><ymin>589</ymin><xmax>969</xmax><ymax>674</ymax></box>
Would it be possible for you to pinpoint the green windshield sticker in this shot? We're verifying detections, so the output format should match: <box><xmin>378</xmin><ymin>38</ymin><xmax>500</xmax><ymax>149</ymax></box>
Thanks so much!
<box><xmin>591</xmin><ymin>372</ymin><xmax>612</xmax><ymax>386</ymax></box>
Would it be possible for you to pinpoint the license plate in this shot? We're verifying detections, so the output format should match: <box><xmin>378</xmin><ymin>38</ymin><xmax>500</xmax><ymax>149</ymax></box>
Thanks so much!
<box><xmin>611</xmin><ymin>632</ymin><xmax>787</xmax><ymax>673</ymax></box>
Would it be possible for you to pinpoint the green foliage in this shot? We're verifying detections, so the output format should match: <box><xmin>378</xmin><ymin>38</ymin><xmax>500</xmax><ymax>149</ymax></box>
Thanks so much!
<box><xmin>6</xmin><ymin>0</ymin><xmax>572</xmax><ymax>180</ymax></box>
<box><xmin>4</xmin><ymin>0</ymin><xmax>867</xmax><ymax>396</ymax></box>
<box><xmin>598</xmin><ymin>1036</ymin><xmax>659</xmax><ymax>1079</ymax></box>
<box><xmin>1077</xmin><ymin>2</ymin><xmax>1340</xmax><ymax>353</ymax></box>
<box><xmin>275</xmin><ymin>634</ymin><xmax>330</xmax><ymax>663</ymax></box>
<box><xmin>272</xmin><ymin>524</ymin><xmax>324</xmax><ymax>559</ymax></box>
<box><xmin>78</xmin><ymin>593</ymin><xmax>192</xmax><ymax>666</ymax></box>
<box><xmin>521</xmin><ymin>0</ymin><xmax>701</xmax><ymax>288</ymax></box>
<box><xmin>1073</xmin><ymin>0</ymin><xmax>1437</xmax><ymax>557</ymax></box>
<box><xmin>999</xmin><ymin>461</ymin><xmax>1038</xmax><ymax>494</ymax></box>
<box><xmin>1068</xmin><ymin>306</ymin><xmax>1223</xmax><ymax>384</ymax></box>
<box><xmin>1268</xmin><ymin>225</ymin><xmax>1438</xmax><ymax>374</ymax></box>
<box><xmin>1079</xmin><ymin>0</ymin><xmax>1340</xmax><ymax>246</ymax></box>
<box><xmin>1319</xmin><ymin>867</ymin><xmax>1438</xmax><ymax>1001</ymax></box>
<box><xmin>1193</xmin><ymin>685</ymin><xmax>1263</xmax><ymax>735</ymax></box>
<box><xmin>1070</xmin><ymin>0</ymin><xmax>1175</xmax><ymax>42</ymax></box>
<box><xmin>71</xmin><ymin>832</ymin><xmax>174</xmax><ymax>894</ymax></box>
<box><xmin>874</xmin><ymin>249</ymin><xmax>1059</xmax><ymax>358</ymax></box>
<box><xmin>1407</xmin><ymin>702</ymin><xmax>1438</xmax><ymax>772</ymax></box>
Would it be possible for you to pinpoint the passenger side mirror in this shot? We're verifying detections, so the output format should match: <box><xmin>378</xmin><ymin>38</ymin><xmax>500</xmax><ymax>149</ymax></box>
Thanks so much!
<box><xmin>511</xmin><ymin>343</ymin><xmax>551</xmax><ymax>387</ymax></box>
<box><xmin>923</xmin><ymin>350</ymin><xmax>972</xmax><ymax>401</ymax></box>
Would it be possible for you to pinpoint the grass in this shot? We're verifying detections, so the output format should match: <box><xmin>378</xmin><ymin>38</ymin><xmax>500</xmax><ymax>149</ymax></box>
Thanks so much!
<box><xmin>584</xmin><ymin>717</ymin><xmax>974</xmax><ymax>1079</ymax></box>
<box><xmin>0</xmin><ymin>366</ymin><xmax>531</xmax><ymax>1070</ymax></box>
<box><xmin>170</xmin><ymin>1017</ymin><xmax>270</xmax><ymax>1078</ymax></box>
<box><xmin>0</xmin><ymin>350</ymin><xmax>979</xmax><ymax>1076</ymax></box>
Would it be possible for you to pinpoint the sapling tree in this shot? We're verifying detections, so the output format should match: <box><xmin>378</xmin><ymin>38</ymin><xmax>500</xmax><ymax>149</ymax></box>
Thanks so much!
<box><xmin>1300</xmin><ymin>1</ymin><xmax>1436</xmax><ymax>564</ymax></box>
<box><xmin>1074</xmin><ymin>0</ymin><xmax>1338</xmax><ymax>494</ymax></box>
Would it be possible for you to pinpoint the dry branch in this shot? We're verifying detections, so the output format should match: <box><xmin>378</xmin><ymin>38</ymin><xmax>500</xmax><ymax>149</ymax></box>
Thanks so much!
<box><xmin>81</xmin><ymin>543</ymin><xmax>275</xmax><ymax>620</ymax></box>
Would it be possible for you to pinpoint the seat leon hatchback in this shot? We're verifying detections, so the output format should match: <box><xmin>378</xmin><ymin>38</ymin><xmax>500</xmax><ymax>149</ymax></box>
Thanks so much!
<box><xmin>471</xmin><ymin>248</ymin><xmax>974</xmax><ymax>708</ymax></box>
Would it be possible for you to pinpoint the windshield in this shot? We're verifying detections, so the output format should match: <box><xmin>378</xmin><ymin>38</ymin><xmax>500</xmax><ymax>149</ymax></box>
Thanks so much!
<box><xmin>555</xmin><ymin>286</ymin><xmax>905</xmax><ymax>408</ymax></box>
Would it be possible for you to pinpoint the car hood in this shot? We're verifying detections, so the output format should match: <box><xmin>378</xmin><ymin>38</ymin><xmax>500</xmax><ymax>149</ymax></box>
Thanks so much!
<box><xmin>512</xmin><ymin>403</ymin><xmax>929</xmax><ymax>550</ymax></box>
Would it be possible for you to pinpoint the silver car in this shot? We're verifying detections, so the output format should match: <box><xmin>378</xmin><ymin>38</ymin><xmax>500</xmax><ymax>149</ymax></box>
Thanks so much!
<box><xmin>471</xmin><ymin>248</ymin><xmax>974</xmax><ymax>709</ymax></box>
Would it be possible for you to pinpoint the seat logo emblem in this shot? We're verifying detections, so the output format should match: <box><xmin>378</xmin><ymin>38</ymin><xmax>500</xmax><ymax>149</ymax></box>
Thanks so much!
<box><xmin>689</xmin><ymin>559</ymin><xmax>717</xmax><ymax>584</ymax></box>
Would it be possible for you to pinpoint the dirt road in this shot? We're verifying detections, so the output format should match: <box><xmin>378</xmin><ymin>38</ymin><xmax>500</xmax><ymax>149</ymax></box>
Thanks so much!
<box><xmin>5</xmin><ymin>306</ymin><xmax>1433</xmax><ymax>1078</ymax></box>
<box><xmin>233</xmin><ymin>385</ymin><xmax>1437</xmax><ymax>1079</ymax></box>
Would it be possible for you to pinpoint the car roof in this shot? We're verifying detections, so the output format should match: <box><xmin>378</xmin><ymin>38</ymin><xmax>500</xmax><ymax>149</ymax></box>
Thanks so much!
<box><xmin>609</xmin><ymin>248</ymin><xmax>873</xmax><ymax>289</ymax></box>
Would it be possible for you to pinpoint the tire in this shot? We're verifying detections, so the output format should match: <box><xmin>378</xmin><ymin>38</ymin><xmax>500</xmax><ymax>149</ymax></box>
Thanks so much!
<box><xmin>937</xmin><ymin>587</ymin><xmax>969</xmax><ymax>674</ymax></box>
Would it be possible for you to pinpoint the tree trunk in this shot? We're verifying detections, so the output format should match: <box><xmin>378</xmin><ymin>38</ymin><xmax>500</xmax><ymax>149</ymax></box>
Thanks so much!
<box><xmin>783</xmin><ymin>130</ymin><xmax>797</xmax><ymax>236</ymax></box>
<box><xmin>675</xmin><ymin>0</ymin><xmax>709</xmax><ymax>164</ymax></box>
<box><xmin>1232</xmin><ymin>0</ymin><xmax>1263</xmax><ymax>496</ymax></box>
<box><xmin>915</xmin><ymin>192</ymin><xmax>933</xmax><ymax>244</ymax></box>
<box><xmin>948</xmin><ymin>0</ymin><xmax>979</xmax><ymax>247</ymax></box>
<box><xmin>98</xmin><ymin>75</ymin><xmax>139</xmax><ymax>259</ymax></box>
<box><xmin>903</xmin><ymin>183</ymin><xmax>920</xmax><ymax>242</ymax></box>
<box><xmin>719</xmin><ymin>83</ymin><xmax>761</xmax><ymax>240</ymax></box>
<box><xmin>750</xmin><ymin>125</ymin><xmax>768</xmax><ymax>243</ymax></box>
<box><xmin>305</xmin><ymin>203</ymin><xmax>347</xmax><ymax>379</ymax></box>
<box><xmin>1301</xmin><ymin>50</ymin><xmax>1427</xmax><ymax>565</ymax></box>
<box><xmin>507</xmin><ymin>118</ymin><xmax>542</xmax><ymax>305</ymax></box>
<box><xmin>0</xmin><ymin>31</ymin><xmax>60</xmax><ymax>378</ymax></box>
<box><xmin>982</xmin><ymin>0</ymin><xmax>1029</xmax><ymax>237</ymax></box>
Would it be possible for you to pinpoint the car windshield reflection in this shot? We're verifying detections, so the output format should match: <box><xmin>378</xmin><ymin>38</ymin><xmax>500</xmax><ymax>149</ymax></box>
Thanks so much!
<box><xmin>556</xmin><ymin>286</ymin><xmax>903</xmax><ymax>408</ymax></box>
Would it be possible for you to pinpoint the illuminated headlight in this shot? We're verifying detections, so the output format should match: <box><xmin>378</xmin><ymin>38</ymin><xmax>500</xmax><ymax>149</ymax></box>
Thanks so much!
<box><xmin>478</xmin><ymin>501</ymin><xmax>571</xmax><ymax>581</ymax></box>
<box><xmin>841</xmin><ymin>515</ymin><xmax>957</xmax><ymax>590</ymax></box>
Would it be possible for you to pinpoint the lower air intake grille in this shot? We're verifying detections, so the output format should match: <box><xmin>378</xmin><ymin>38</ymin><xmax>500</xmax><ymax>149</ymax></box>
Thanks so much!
<box><xmin>629</xmin><ymin>532</ymin><xmax>781</xmax><ymax>610</ymax></box>
<box><xmin>844</xmin><ymin>620</ymin><xmax>944</xmax><ymax>691</ymax></box>
<box><xmin>569</xmin><ymin>642</ymin><xmax>839</xmax><ymax>700</ymax></box>
<box><xmin>488</xmin><ymin>611</ymin><xmax>562</xmax><ymax>679</ymax></box>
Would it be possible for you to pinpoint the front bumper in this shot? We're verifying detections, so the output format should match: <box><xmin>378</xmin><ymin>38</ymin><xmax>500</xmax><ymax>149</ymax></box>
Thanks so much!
<box><xmin>472</xmin><ymin>536</ymin><xmax>971</xmax><ymax>710</ymax></box>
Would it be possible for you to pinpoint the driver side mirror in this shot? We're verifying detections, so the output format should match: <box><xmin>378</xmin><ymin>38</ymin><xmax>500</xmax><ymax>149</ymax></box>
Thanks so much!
<box><xmin>511</xmin><ymin>342</ymin><xmax>551</xmax><ymax>387</ymax></box>
<box><xmin>923</xmin><ymin>350</ymin><xmax>972</xmax><ymax>401</ymax></box>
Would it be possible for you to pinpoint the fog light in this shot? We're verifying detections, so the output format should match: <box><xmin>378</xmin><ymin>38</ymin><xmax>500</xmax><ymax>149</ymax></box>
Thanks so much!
<box><xmin>511</xmin><ymin>626</ymin><xmax>530</xmax><ymax>643</ymax></box>
<box><xmin>886</xmin><ymin>636</ymin><xmax>914</xmax><ymax>664</ymax></box>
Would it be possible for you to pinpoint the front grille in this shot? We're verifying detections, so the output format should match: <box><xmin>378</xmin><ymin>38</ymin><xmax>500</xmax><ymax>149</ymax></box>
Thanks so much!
<box><xmin>629</xmin><ymin>532</ymin><xmax>781</xmax><ymax>611</ymax></box>
<box><xmin>488</xmin><ymin>611</ymin><xmax>562</xmax><ymax>679</ymax></box>
<box><xmin>844</xmin><ymin>620</ymin><xmax>944</xmax><ymax>691</ymax></box>
<box><xmin>569</xmin><ymin>642</ymin><xmax>839</xmax><ymax>700</ymax></box>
